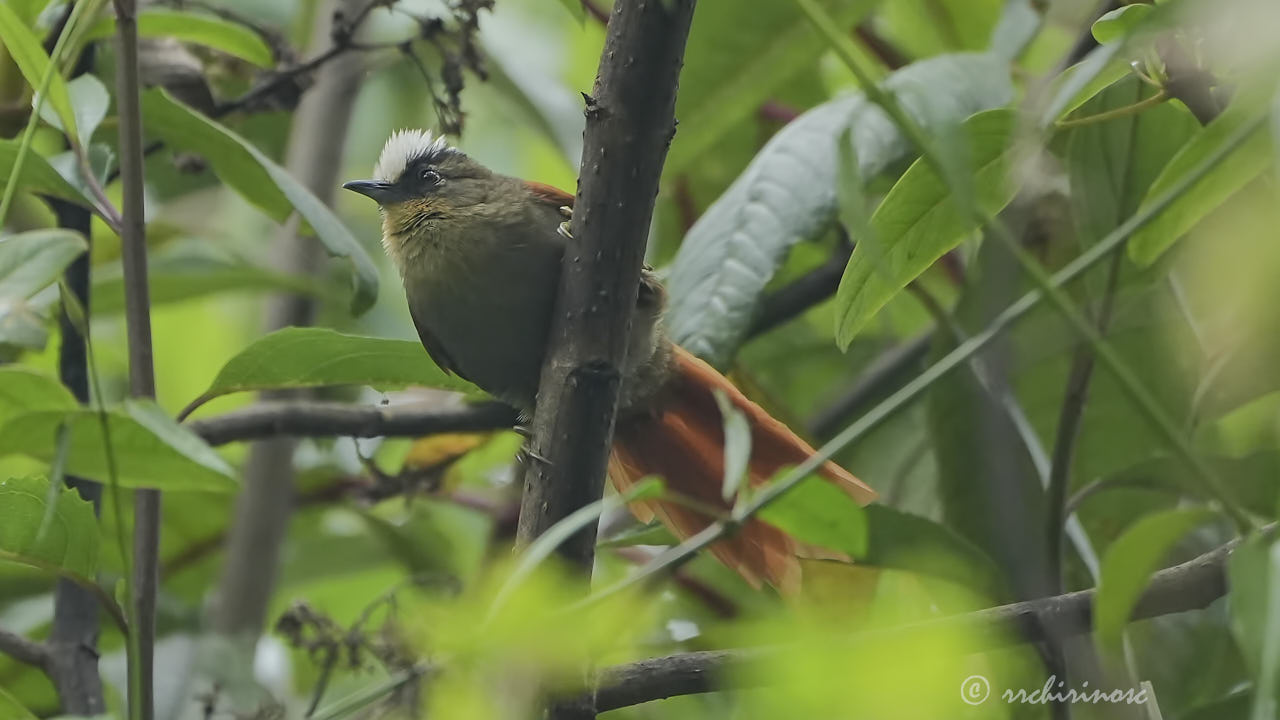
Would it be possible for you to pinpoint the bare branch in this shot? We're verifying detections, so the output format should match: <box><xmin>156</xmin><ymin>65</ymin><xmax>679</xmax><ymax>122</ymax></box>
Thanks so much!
<box><xmin>0</xmin><ymin>627</ymin><xmax>50</xmax><ymax>670</ymax></box>
<box><xmin>588</xmin><ymin>535</ymin><xmax>1241</xmax><ymax>711</ymax></box>
<box><xmin>188</xmin><ymin>401</ymin><xmax>516</xmax><ymax>446</ymax></box>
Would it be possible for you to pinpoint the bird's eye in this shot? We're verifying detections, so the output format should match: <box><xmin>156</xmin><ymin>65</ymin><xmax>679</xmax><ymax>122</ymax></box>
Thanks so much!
<box><xmin>418</xmin><ymin>167</ymin><xmax>441</xmax><ymax>184</ymax></box>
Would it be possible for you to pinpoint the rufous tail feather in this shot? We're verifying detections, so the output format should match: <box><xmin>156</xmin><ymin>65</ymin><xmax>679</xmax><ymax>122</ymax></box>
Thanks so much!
<box><xmin>609</xmin><ymin>345</ymin><xmax>876</xmax><ymax>592</ymax></box>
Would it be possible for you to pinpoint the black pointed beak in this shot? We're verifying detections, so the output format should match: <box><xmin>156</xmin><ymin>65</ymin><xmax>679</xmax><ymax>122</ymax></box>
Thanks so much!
<box><xmin>342</xmin><ymin>179</ymin><xmax>397</xmax><ymax>203</ymax></box>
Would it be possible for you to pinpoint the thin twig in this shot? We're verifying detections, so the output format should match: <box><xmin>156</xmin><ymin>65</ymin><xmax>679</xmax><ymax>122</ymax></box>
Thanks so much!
<box><xmin>113</xmin><ymin>2</ymin><xmax>162</xmax><ymax>718</ymax></box>
<box><xmin>0</xmin><ymin>627</ymin><xmax>50</xmax><ymax>669</ymax></box>
<box><xmin>188</xmin><ymin>401</ymin><xmax>517</xmax><ymax>446</ymax></box>
<box><xmin>1055</xmin><ymin>90</ymin><xmax>1168</xmax><ymax>128</ymax></box>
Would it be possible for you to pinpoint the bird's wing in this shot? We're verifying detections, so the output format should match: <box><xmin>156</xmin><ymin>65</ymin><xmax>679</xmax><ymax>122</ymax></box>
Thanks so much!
<box><xmin>524</xmin><ymin>181</ymin><xmax>575</xmax><ymax>209</ymax></box>
<box><xmin>408</xmin><ymin>301</ymin><xmax>469</xmax><ymax>381</ymax></box>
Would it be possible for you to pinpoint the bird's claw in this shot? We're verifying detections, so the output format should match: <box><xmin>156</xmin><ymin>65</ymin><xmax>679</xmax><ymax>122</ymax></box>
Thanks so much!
<box><xmin>516</xmin><ymin>443</ymin><xmax>551</xmax><ymax>468</ymax></box>
<box><xmin>558</xmin><ymin>206</ymin><xmax>573</xmax><ymax>239</ymax></box>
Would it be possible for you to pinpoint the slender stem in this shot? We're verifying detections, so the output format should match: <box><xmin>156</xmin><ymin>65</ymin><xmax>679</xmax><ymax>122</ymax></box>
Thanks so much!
<box><xmin>112</xmin><ymin>2</ymin><xmax>161</xmax><ymax>718</ymax></box>
<box><xmin>1055</xmin><ymin>90</ymin><xmax>1169</xmax><ymax>128</ymax></box>
<box><xmin>0</xmin><ymin>627</ymin><xmax>50</xmax><ymax>669</ymax></box>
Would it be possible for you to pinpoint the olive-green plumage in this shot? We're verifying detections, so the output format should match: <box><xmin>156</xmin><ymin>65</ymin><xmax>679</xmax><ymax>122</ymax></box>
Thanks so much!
<box><xmin>345</xmin><ymin>138</ymin><xmax>668</xmax><ymax>412</ymax></box>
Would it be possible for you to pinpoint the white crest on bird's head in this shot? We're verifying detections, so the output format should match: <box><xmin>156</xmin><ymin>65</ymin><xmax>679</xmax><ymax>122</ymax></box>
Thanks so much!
<box><xmin>373</xmin><ymin>129</ymin><xmax>453</xmax><ymax>184</ymax></box>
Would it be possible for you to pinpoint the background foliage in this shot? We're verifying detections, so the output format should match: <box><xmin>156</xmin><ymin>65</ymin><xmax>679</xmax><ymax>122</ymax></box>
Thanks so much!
<box><xmin>1</xmin><ymin>0</ymin><xmax>1278</xmax><ymax>718</ymax></box>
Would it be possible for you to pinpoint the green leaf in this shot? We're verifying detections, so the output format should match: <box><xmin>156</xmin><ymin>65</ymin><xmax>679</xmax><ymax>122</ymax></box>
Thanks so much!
<box><xmin>552</xmin><ymin>0</ymin><xmax>585</xmax><ymax>23</ymax></box>
<box><xmin>1229</xmin><ymin>533</ymin><xmax>1280</xmax><ymax>720</ymax></box>
<box><xmin>834</xmin><ymin>109</ymin><xmax>1018</xmax><ymax>347</ymax></box>
<box><xmin>0</xmin><ymin>140</ymin><xmax>94</xmax><ymax>205</ymax></box>
<box><xmin>1128</xmin><ymin>103</ymin><xmax>1272</xmax><ymax>266</ymax></box>
<box><xmin>0</xmin><ymin>1</ymin><xmax>79</xmax><ymax>144</ymax></box>
<box><xmin>0</xmin><ymin>686</ymin><xmax>38</xmax><ymax>719</ymax></box>
<box><xmin>1067</xmin><ymin>77</ymin><xmax>1201</xmax><ymax>250</ymax></box>
<box><xmin>182</xmin><ymin>327</ymin><xmax>482</xmax><ymax>417</ymax></box>
<box><xmin>491</xmin><ymin>477</ymin><xmax>665</xmax><ymax>615</ymax></box>
<box><xmin>0</xmin><ymin>229</ymin><xmax>88</xmax><ymax>349</ymax></box>
<box><xmin>0</xmin><ymin>366</ymin><xmax>77</xmax><ymax>427</ymax></box>
<box><xmin>711</xmin><ymin>390</ymin><xmax>752</xmax><ymax>502</ymax></box>
<box><xmin>0</xmin><ymin>475</ymin><xmax>99</xmax><ymax>581</ymax></box>
<box><xmin>861</xmin><ymin>505</ymin><xmax>1005</xmax><ymax>598</ymax></box>
<box><xmin>665</xmin><ymin>0</ymin><xmax>878</xmax><ymax>177</ymax></box>
<box><xmin>92</xmin><ymin>243</ymin><xmax>325</xmax><ymax>314</ymax></box>
<box><xmin>83</xmin><ymin>9</ymin><xmax>274</xmax><ymax>67</ymax></box>
<box><xmin>0</xmin><ymin>401</ymin><xmax>237</xmax><ymax>492</ymax></box>
<box><xmin>597</xmin><ymin>521</ymin><xmax>679</xmax><ymax>549</ymax></box>
<box><xmin>1094</xmin><ymin>507</ymin><xmax>1219</xmax><ymax>651</ymax></box>
<box><xmin>667</xmin><ymin>53</ymin><xmax>1012</xmax><ymax>366</ymax></box>
<box><xmin>1091</xmin><ymin>4</ymin><xmax>1154</xmax><ymax>44</ymax></box>
<box><xmin>757</xmin><ymin>474</ymin><xmax>868</xmax><ymax>558</ymax></box>
<box><xmin>38</xmin><ymin>74</ymin><xmax>109</xmax><ymax>148</ymax></box>
<box><xmin>139</xmin><ymin>89</ymin><xmax>379</xmax><ymax>314</ymax></box>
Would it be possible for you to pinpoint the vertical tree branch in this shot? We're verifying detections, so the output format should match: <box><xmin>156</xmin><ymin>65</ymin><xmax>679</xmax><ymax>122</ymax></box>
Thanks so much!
<box><xmin>48</xmin><ymin>199</ymin><xmax>107</xmax><ymax>715</ymax></box>
<box><xmin>112</xmin><ymin>1</ymin><xmax>159</xmax><ymax>717</ymax></box>
<box><xmin>208</xmin><ymin>0</ymin><xmax>366</xmax><ymax>650</ymax></box>
<box><xmin>517</xmin><ymin>0</ymin><xmax>697</xmax><ymax>563</ymax></box>
<box><xmin>517</xmin><ymin>1</ymin><xmax>697</xmax><ymax>716</ymax></box>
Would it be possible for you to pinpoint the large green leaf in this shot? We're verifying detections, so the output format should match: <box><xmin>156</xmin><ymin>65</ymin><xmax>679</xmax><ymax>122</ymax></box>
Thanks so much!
<box><xmin>1067</xmin><ymin>77</ymin><xmax>1201</xmax><ymax>251</ymax></box>
<box><xmin>0</xmin><ymin>401</ymin><xmax>237</xmax><ymax>492</ymax></box>
<box><xmin>0</xmin><ymin>686</ymin><xmax>38</xmax><ymax>719</ymax></box>
<box><xmin>182</xmin><ymin>327</ymin><xmax>482</xmax><ymax>416</ymax></box>
<box><xmin>138</xmin><ymin>89</ymin><xmax>379</xmax><ymax>314</ymax></box>
<box><xmin>1093</xmin><ymin>507</ymin><xmax>1219</xmax><ymax>651</ymax></box>
<box><xmin>758</xmin><ymin>475</ymin><xmax>868</xmax><ymax>558</ymax></box>
<box><xmin>665</xmin><ymin>0</ymin><xmax>878</xmax><ymax>177</ymax></box>
<box><xmin>0</xmin><ymin>140</ymin><xmax>93</xmax><ymax>205</ymax></box>
<box><xmin>84</xmin><ymin>9</ymin><xmax>274</xmax><ymax>67</ymax></box>
<box><xmin>37</xmin><ymin>74</ymin><xmax>109</xmax><ymax>149</ymax></box>
<box><xmin>0</xmin><ymin>475</ymin><xmax>99</xmax><ymax>581</ymax></box>
<box><xmin>0</xmin><ymin>229</ymin><xmax>87</xmax><ymax>349</ymax></box>
<box><xmin>862</xmin><ymin>505</ymin><xmax>1005</xmax><ymax>598</ymax></box>
<box><xmin>92</xmin><ymin>244</ymin><xmax>324</xmax><ymax>314</ymax></box>
<box><xmin>1229</xmin><ymin>533</ymin><xmax>1280</xmax><ymax>720</ymax></box>
<box><xmin>667</xmin><ymin>53</ymin><xmax>1012</xmax><ymax>367</ymax></box>
<box><xmin>0</xmin><ymin>367</ymin><xmax>77</xmax><ymax>426</ymax></box>
<box><xmin>1128</xmin><ymin>103</ymin><xmax>1272</xmax><ymax>266</ymax></box>
<box><xmin>0</xmin><ymin>1</ymin><xmax>79</xmax><ymax>144</ymax></box>
<box><xmin>834</xmin><ymin>109</ymin><xmax>1017</xmax><ymax>347</ymax></box>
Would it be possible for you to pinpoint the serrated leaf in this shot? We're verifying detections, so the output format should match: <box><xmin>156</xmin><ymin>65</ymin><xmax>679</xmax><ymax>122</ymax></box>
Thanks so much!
<box><xmin>1092</xmin><ymin>4</ymin><xmax>1154</xmax><ymax>44</ymax></box>
<box><xmin>1094</xmin><ymin>507</ymin><xmax>1219</xmax><ymax>652</ymax></box>
<box><xmin>758</xmin><ymin>475</ymin><xmax>867</xmax><ymax>557</ymax></box>
<box><xmin>182</xmin><ymin>327</ymin><xmax>483</xmax><ymax>417</ymax></box>
<box><xmin>0</xmin><ymin>1</ymin><xmax>79</xmax><ymax>144</ymax></box>
<box><xmin>0</xmin><ymin>230</ymin><xmax>87</xmax><ymax>349</ymax></box>
<box><xmin>667</xmin><ymin>53</ymin><xmax>1012</xmax><ymax>367</ymax></box>
<box><xmin>665</xmin><ymin>0</ymin><xmax>878</xmax><ymax>177</ymax></box>
<box><xmin>0</xmin><ymin>401</ymin><xmax>237</xmax><ymax>492</ymax></box>
<box><xmin>712</xmin><ymin>389</ymin><xmax>751</xmax><ymax>502</ymax></box>
<box><xmin>834</xmin><ymin>109</ymin><xmax>1018</xmax><ymax>347</ymax></box>
<box><xmin>84</xmin><ymin>9</ymin><xmax>274</xmax><ymax>67</ymax></box>
<box><xmin>139</xmin><ymin>89</ymin><xmax>379</xmax><ymax>314</ymax></box>
<box><xmin>0</xmin><ymin>475</ymin><xmax>99</xmax><ymax>581</ymax></box>
<box><xmin>1128</xmin><ymin>104</ymin><xmax>1272</xmax><ymax>266</ymax></box>
<box><xmin>0</xmin><ymin>140</ymin><xmax>93</xmax><ymax>205</ymax></box>
<box><xmin>38</xmin><ymin>74</ymin><xmax>109</xmax><ymax>148</ymax></box>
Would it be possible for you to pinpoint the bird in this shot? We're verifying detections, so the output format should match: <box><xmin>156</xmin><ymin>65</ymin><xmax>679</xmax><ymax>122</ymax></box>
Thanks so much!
<box><xmin>344</xmin><ymin>129</ymin><xmax>876</xmax><ymax>592</ymax></box>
